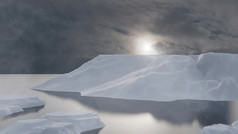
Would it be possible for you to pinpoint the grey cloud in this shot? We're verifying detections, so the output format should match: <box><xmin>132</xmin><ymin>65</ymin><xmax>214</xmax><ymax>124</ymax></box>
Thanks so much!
<box><xmin>155</xmin><ymin>41</ymin><xmax>202</xmax><ymax>55</ymax></box>
<box><xmin>151</xmin><ymin>7</ymin><xmax>207</xmax><ymax>39</ymax></box>
<box><xmin>149</xmin><ymin>0</ymin><xmax>238</xmax><ymax>54</ymax></box>
<box><xmin>0</xmin><ymin>0</ymin><xmax>137</xmax><ymax>73</ymax></box>
<box><xmin>98</xmin><ymin>24</ymin><xmax>131</xmax><ymax>35</ymax></box>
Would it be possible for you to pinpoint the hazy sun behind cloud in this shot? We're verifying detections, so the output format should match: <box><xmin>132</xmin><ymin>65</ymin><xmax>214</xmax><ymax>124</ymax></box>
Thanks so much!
<box><xmin>134</xmin><ymin>35</ymin><xmax>159</xmax><ymax>55</ymax></box>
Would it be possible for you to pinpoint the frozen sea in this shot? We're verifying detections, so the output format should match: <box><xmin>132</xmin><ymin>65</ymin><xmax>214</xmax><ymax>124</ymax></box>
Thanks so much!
<box><xmin>0</xmin><ymin>75</ymin><xmax>238</xmax><ymax>134</ymax></box>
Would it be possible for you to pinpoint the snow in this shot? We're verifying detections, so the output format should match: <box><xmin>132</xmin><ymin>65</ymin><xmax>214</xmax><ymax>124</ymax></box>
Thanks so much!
<box><xmin>201</xmin><ymin>121</ymin><xmax>238</xmax><ymax>134</ymax></box>
<box><xmin>33</xmin><ymin>52</ymin><xmax>238</xmax><ymax>101</ymax></box>
<box><xmin>0</xmin><ymin>95</ymin><xmax>45</xmax><ymax>116</ymax></box>
<box><xmin>0</xmin><ymin>111</ymin><xmax>104</xmax><ymax>134</ymax></box>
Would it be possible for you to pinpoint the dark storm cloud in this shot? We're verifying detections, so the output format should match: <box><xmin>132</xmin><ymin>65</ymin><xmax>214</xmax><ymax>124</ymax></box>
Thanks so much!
<box><xmin>0</xmin><ymin>0</ymin><xmax>238</xmax><ymax>73</ymax></box>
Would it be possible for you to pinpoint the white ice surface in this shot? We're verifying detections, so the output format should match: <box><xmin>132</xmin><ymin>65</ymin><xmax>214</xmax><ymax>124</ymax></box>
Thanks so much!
<box><xmin>0</xmin><ymin>95</ymin><xmax>45</xmax><ymax>116</ymax></box>
<box><xmin>0</xmin><ymin>111</ymin><xmax>104</xmax><ymax>134</ymax></box>
<box><xmin>33</xmin><ymin>53</ymin><xmax>238</xmax><ymax>101</ymax></box>
<box><xmin>201</xmin><ymin>121</ymin><xmax>238</xmax><ymax>134</ymax></box>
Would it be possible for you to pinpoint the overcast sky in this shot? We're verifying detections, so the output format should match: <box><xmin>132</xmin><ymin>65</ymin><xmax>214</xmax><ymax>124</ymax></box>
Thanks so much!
<box><xmin>1</xmin><ymin>0</ymin><xmax>238</xmax><ymax>73</ymax></box>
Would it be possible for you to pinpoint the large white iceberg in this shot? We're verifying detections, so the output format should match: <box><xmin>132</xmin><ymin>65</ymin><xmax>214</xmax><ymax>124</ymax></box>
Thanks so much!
<box><xmin>0</xmin><ymin>111</ymin><xmax>104</xmax><ymax>134</ymax></box>
<box><xmin>33</xmin><ymin>53</ymin><xmax>238</xmax><ymax>101</ymax></box>
<box><xmin>201</xmin><ymin>121</ymin><xmax>238</xmax><ymax>134</ymax></box>
<box><xmin>0</xmin><ymin>95</ymin><xmax>45</xmax><ymax>116</ymax></box>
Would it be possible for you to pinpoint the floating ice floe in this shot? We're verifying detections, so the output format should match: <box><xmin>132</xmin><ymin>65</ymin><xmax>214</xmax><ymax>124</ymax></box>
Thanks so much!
<box><xmin>0</xmin><ymin>95</ymin><xmax>45</xmax><ymax>116</ymax></box>
<box><xmin>0</xmin><ymin>111</ymin><xmax>104</xmax><ymax>134</ymax></box>
<box><xmin>201</xmin><ymin>120</ymin><xmax>238</xmax><ymax>134</ymax></box>
<box><xmin>33</xmin><ymin>52</ymin><xmax>238</xmax><ymax>101</ymax></box>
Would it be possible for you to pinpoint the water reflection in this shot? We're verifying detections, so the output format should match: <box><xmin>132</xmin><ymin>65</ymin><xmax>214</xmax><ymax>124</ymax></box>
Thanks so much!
<box><xmin>43</xmin><ymin>91</ymin><xmax>229</xmax><ymax>126</ymax></box>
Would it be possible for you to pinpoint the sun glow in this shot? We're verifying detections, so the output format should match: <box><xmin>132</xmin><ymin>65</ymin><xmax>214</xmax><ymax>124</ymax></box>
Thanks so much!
<box><xmin>135</xmin><ymin>37</ymin><xmax>158</xmax><ymax>55</ymax></box>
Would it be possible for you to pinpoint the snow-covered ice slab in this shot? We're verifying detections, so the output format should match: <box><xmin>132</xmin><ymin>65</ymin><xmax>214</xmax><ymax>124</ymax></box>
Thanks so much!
<box><xmin>0</xmin><ymin>111</ymin><xmax>104</xmax><ymax>134</ymax></box>
<box><xmin>201</xmin><ymin>121</ymin><xmax>238</xmax><ymax>134</ymax></box>
<box><xmin>0</xmin><ymin>95</ymin><xmax>45</xmax><ymax>116</ymax></box>
<box><xmin>33</xmin><ymin>53</ymin><xmax>238</xmax><ymax>101</ymax></box>
<box><xmin>0</xmin><ymin>105</ymin><xmax>23</xmax><ymax>116</ymax></box>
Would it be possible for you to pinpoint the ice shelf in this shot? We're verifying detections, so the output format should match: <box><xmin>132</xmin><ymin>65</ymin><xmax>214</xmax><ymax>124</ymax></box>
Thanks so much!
<box><xmin>33</xmin><ymin>53</ymin><xmax>238</xmax><ymax>101</ymax></box>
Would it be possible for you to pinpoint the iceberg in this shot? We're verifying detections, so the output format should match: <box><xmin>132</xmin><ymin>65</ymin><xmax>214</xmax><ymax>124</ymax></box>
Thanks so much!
<box><xmin>33</xmin><ymin>53</ymin><xmax>238</xmax><ymax>101</ymax></box>
<box><xmin>0</xmin><ymin>95</ymin><xmax>45</xmax><ymax>116</ymax></box>
<box><xmin>0</xmin><ymin>111</ymin><xmax>104</xmax><ymax>134</ymax></box>
<box><xmin>201</xmin><ymin>121</ymin><xmax>238</xmax><ymax>134</ymax></box>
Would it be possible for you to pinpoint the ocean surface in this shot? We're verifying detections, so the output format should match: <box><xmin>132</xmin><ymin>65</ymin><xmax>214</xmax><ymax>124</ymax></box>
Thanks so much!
<box><xmin>0</xmin><ymin>75</ymin><xmax>238</xmax><ymax>134</ymax></box>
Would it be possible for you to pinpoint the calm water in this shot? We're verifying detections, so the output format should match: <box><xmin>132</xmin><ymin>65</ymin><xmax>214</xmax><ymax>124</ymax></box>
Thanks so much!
<box><xmin>0</xmin><ymin>75</ymin><xmax>238</xmax><ymax>134</ymax></box>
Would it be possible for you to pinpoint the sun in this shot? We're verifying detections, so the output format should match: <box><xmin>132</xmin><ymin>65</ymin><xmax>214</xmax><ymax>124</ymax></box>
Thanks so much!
<box><xmin>139</xmin><ymin>40</ymin><xmax>154</xmax><ymax>52</ymax></box>
<box><xmin>135</xmin><ymin>37</ymin><xmax>158</xmax><ymax>55</ymax></box>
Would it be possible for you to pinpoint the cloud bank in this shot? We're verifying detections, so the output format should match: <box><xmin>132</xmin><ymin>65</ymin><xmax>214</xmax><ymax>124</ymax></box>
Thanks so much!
<box><xmin>1</xmin><ymin>0</ymin><xmax>238</xmax><ymax>73</ymax></box>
